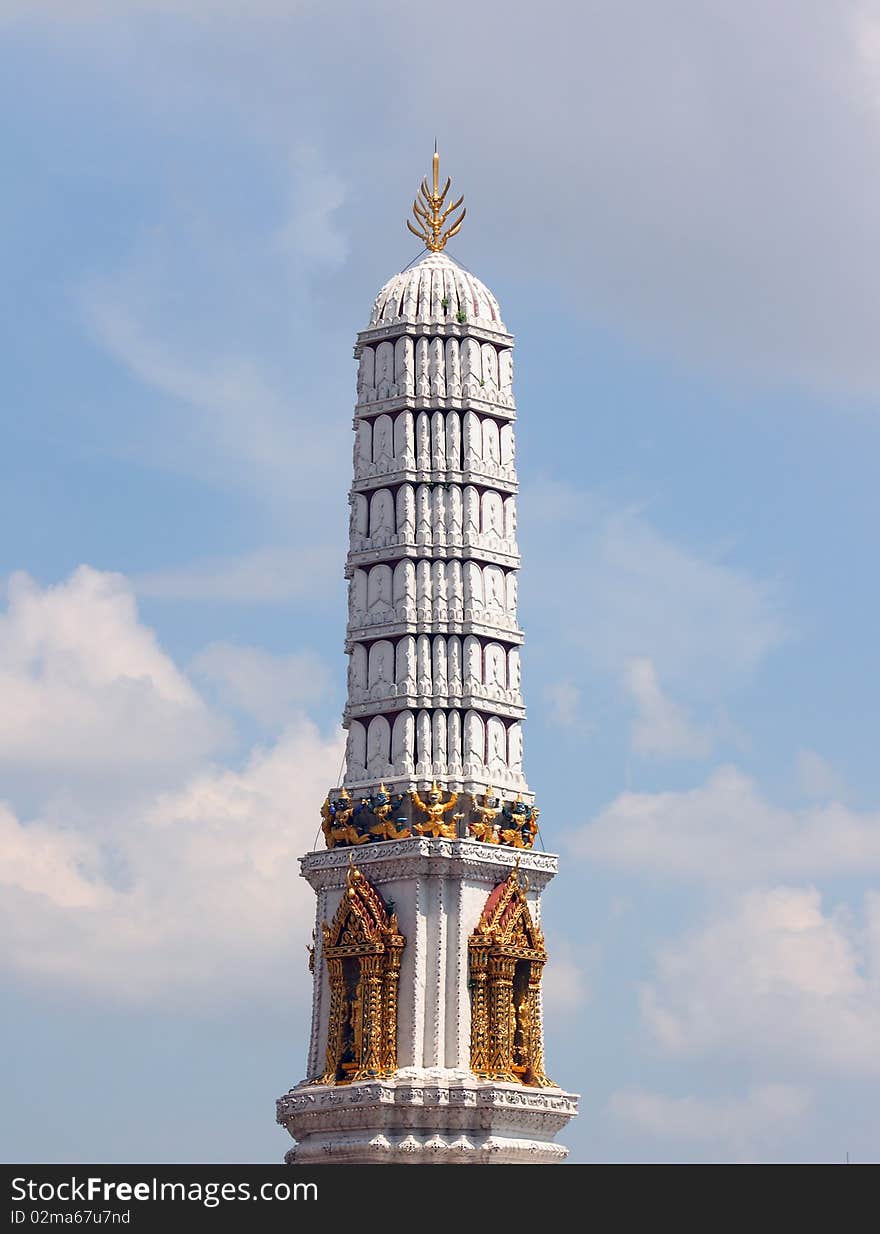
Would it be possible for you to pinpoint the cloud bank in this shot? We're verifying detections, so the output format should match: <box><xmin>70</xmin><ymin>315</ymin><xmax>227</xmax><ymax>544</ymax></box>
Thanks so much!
<box><xmin>641</xmin><ymin>887</ymin><xmax>880</xmax><ymax>1076</ymax></box>
<box><xmin>0</xmin><ymin>567</ymin><xmax>343</xmax><ymax>1008</ymax></box>
<box><xmin>572</xmin><ymin>764</ymin><xmax>880</xmax><ymax>882</ymax></box>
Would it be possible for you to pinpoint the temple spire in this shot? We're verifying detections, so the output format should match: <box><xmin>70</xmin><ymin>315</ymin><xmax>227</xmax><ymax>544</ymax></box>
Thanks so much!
<box><xmin>276</xmin><ymin>201</ymin><xmax>577</xmax><ymax>1164</ymax></box>
<box><xmin>406</xmin><ymin>145</ymin><xmax>466</xmax><ymax>252</ymax></box>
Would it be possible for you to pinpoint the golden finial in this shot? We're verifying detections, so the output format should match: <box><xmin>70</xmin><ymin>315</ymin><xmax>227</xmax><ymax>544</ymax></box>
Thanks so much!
<box><xmin>407</xmin><ymin>143</ymin><xmax>466</xmax><ymax>253</ymax></box>
<box><xmin>346</xmin><ymin>850</ymin><xmax>362</xmax><ymax>894</ymax></box>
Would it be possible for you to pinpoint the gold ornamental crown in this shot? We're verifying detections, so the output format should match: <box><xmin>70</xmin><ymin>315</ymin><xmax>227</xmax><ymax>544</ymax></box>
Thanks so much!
<box><xmin>407</xmin><ymin>144</ymin><xmax>466</xmax><ymax>253</ymax></box>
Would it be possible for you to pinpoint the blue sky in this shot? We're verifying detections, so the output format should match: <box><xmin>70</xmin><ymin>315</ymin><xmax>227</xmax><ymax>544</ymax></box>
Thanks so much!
<box><xmin>2</xmin><ymin>1</ymin><xmax>879</xmax><ymax>1164</ymax></box>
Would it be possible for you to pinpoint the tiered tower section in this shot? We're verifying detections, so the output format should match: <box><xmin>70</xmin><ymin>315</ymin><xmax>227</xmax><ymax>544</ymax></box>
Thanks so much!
<box><xmin>344</xmin><ymin>251</ymin><xmax>529</xmax><ymax>804</ymax></box>
<box><xmin>277</xmin><ymin>156</ymin><xmax>577</xmax><ymax>1164</ymax></box>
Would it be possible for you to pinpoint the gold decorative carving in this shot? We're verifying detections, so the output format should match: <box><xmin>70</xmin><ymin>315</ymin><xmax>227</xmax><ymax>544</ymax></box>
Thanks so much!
<box><xmin>368</xmin><ymin>817</ymin><xmax>412</xmax><ymax>841</ymax></box>
<box><xmin>406</xmin><ymin>146</ymin><xmax>466</xmax><ymax>253</ymax></box>
<box><xmin>468</xmin><ymin>867</ymin><xmax>554</xmax><ymax>1087</ymax></box>
<box><xmin>369</xmin><ymin>784</ymin><xmax>393</xmax><ymax>822</ymax></box>
<box><xmin>322</xmin><ymin>788</ymin><xmax>370</xmax><ymax>849</ymax></box>
<box><xmin>468</xmin><ymin>786</ymin><xmax>502</xmax><ymax>844</ymax></box>
<box><xmin>369</xmin><ymin>783</ymin><xmax>412</xmax><ymax>840</ymax></box>
<box><xmin>499</xmin><ymin>794</ymin><xmax>540</xmax><ymax>849</ymax></box>
<box><xmin>412</xmin><ymin>781</ymin><xmax>459</xmax><ymax>839</ymax></box>
<box><xmin>320</xmin><ymin>796</ymin><xmax>335</xmax><ymax>848</ymax></box>
<box><xmin>317</xmin><ymin>859</ymin><xmax>405</xmax><ymax>1085</ymax></box>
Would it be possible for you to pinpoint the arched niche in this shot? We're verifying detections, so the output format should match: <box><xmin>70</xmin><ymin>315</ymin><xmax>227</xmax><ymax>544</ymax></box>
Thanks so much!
<box><xmin>468</xmin><ymin>867</ymin><xmax>554</xmax><ymax>1087</ymax></box>
<box><xmin>319</xmin><ymin>861</ymin><xmax>405</xmax><ymax>1085</ymax></box>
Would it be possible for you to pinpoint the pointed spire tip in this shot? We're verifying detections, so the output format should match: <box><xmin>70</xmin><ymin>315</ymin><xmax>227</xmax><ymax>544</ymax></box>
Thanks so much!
<box><xmin>405</xmin><ymin>145</ymin><xmax>466</xmax><ymax>253</ymax></box>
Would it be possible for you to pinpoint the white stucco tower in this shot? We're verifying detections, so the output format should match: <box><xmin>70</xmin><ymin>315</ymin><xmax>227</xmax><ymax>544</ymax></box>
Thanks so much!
<box><xmin>276</xmin><ymin>153</ymin><xmax>578</xmax><ymax>1163</ymax></box>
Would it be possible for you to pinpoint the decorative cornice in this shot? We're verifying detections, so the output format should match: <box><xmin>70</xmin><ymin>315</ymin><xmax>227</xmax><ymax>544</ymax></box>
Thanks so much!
<box><xmin>300</xmin><ymin>838</ymin><xmax>557</xmax><ymax>892</ymax></box>
<box><xmin>344</xmin><ymin>618</ymin><xmax>524</xmax><ymax>647</ymax></box>
<box><xmin>284</xmin><ymin>1133</ymin><xmax>569</xmax><ymax>1165</ymax></box>
<box><xmin>346</xmin><ymin>541</ymin><xmax>521</xmax><ymax>571</ymax></box>
<box><xmin>277</xmin><ymin>1074</ymin><xmax>578</xmax><ymax>1139</ymax></box>
<box><xmin>351</xmin><ymin>468</ymin><xmax>519</xmax><ymax>496</ymax></box>
<box><xmin>355</xmin><ymin>321</ymin><xmax>515</xmax><ymax>350</ymax></box>
<box><xmin>345</xmin><ymin>695</ymin><xmax>526</xmax><ymax>724</ymax></box>
<box><xmin>277</xmin><ymin>1085</ymin><xmax>578</xmax><ymax>1163</ymax></box>
<box><xmin>351</xmin><ymin>387</ymin><xmax>516</xmax><ymax>416</ymax></box>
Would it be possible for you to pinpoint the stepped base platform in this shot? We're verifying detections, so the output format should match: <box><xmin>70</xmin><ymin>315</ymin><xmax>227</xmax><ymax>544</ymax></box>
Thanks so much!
<box><xmin>277</xmin><ymin>1068</ymin><xmax>578</xmax><ymax>1165</ymax></box>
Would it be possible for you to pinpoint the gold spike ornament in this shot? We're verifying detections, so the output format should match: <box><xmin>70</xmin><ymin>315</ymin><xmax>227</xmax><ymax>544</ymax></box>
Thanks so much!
<box><xmin>407</xmin><ymin>145</ymin><xmax>466</xmax><ymax>252</ymax></box>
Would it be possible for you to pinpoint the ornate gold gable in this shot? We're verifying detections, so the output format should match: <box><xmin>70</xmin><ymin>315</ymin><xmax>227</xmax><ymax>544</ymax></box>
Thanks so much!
<box><xmin>468</xmin><ymin>867</ymin><xmax>554</xmax><ymax>1087</ymax></box>
<box><xmin>319</xmin><ymin>860</ymin><xmax>405</xmax><ymax>1085</ymax></box>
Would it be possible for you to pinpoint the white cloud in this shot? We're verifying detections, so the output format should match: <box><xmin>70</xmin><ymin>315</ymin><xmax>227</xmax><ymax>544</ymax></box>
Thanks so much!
<box><xmin>8</xmin><ymin>4</ymin><xmax>880</xmax><ymax>398</ymax></box>
<box><xmin>0</xmin><ymin>563</ymin><xmax>345</xmax><ymax>1008</ymax></box>
<box><xmin>542</xmin><ymin>680</ymin><xmax>589</xmax><ymax>732</ymax></box>
<box><xmin>135</xmin><ymin>546</ymin><xmax>338</xmax><ymax>605</ymax></box>
<box><xmin>609</xmin><ymin>1084</ymin><xmax>812</xmax><ymax>1147</ymax></box>
<box><xmin>275</xmin><ymin>144</ymin><xmax>348</xmax><ymax>270</ymax></box>
<box><xmin>80</xmin><ymin>278</ymin><xmax>326</xmax><ymax>509</ymax></box>
<box><xmin>0</xmin><ymin>720</ymin><xmax>344</xmax><ymax>1006</ymax></box>
<box><xmin>524</xmin><ymin>484</ymin><xmax>787</xmax><ymax>698</ymax></box>
<box><xmin>442</xmin><ymin>1</ymin><xmax>880</xmax><ymax>400</ymax></box>
<box><xmin>641</xmin><ymin>887</ymin><xmax>880</xmax><ymax>1075</ymax></box>
<box><xmin>0</xmin><ymin>567</ymin><xmax>224</xmax><ymax>778</ymax></box>
<box><xmin>623</xmin><ymin>656</ymin><xmax>712</xmax><ymax>759</ymax></box>
<box><xmin>192</xmin><ymin>641</ymin><xmax>329</xmax><ymax>728</ymax></box>
<box><xmin>572</xmin><ymin>764</ymin><xmax>880</xmax><ymax>882</ymax></box>
<box><xmin>796</xmin><ymin>749</ymin><xmax>844</xmax><ymax>801</ymax></box>
<box><xmin>853</xmin><ymin>3</ymin><xmax>880</xmax><ymax>112</ymax></box>
<box><xmin>0</xmin><ymin>0</ymin><xmax>312</xmax><ymax>27</ymax></box>
<box><xmin>0</xmin><ymin>799</ymin><xmax>104</xmax><ymax>911</ymax></box>
<box><xmin>0</xmin><ymin>1</ymin><xmax>303</xmax><ymax>23</ymax></box>
<box><xmin>76</xmin><ymin>142</ymin><xmax>351</xmax><ymax>518</ymax></box>
<box><xmin>541</xmin><ymin>938</ymin><xmax>591</xmax><ymax>1016</ymax></box>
